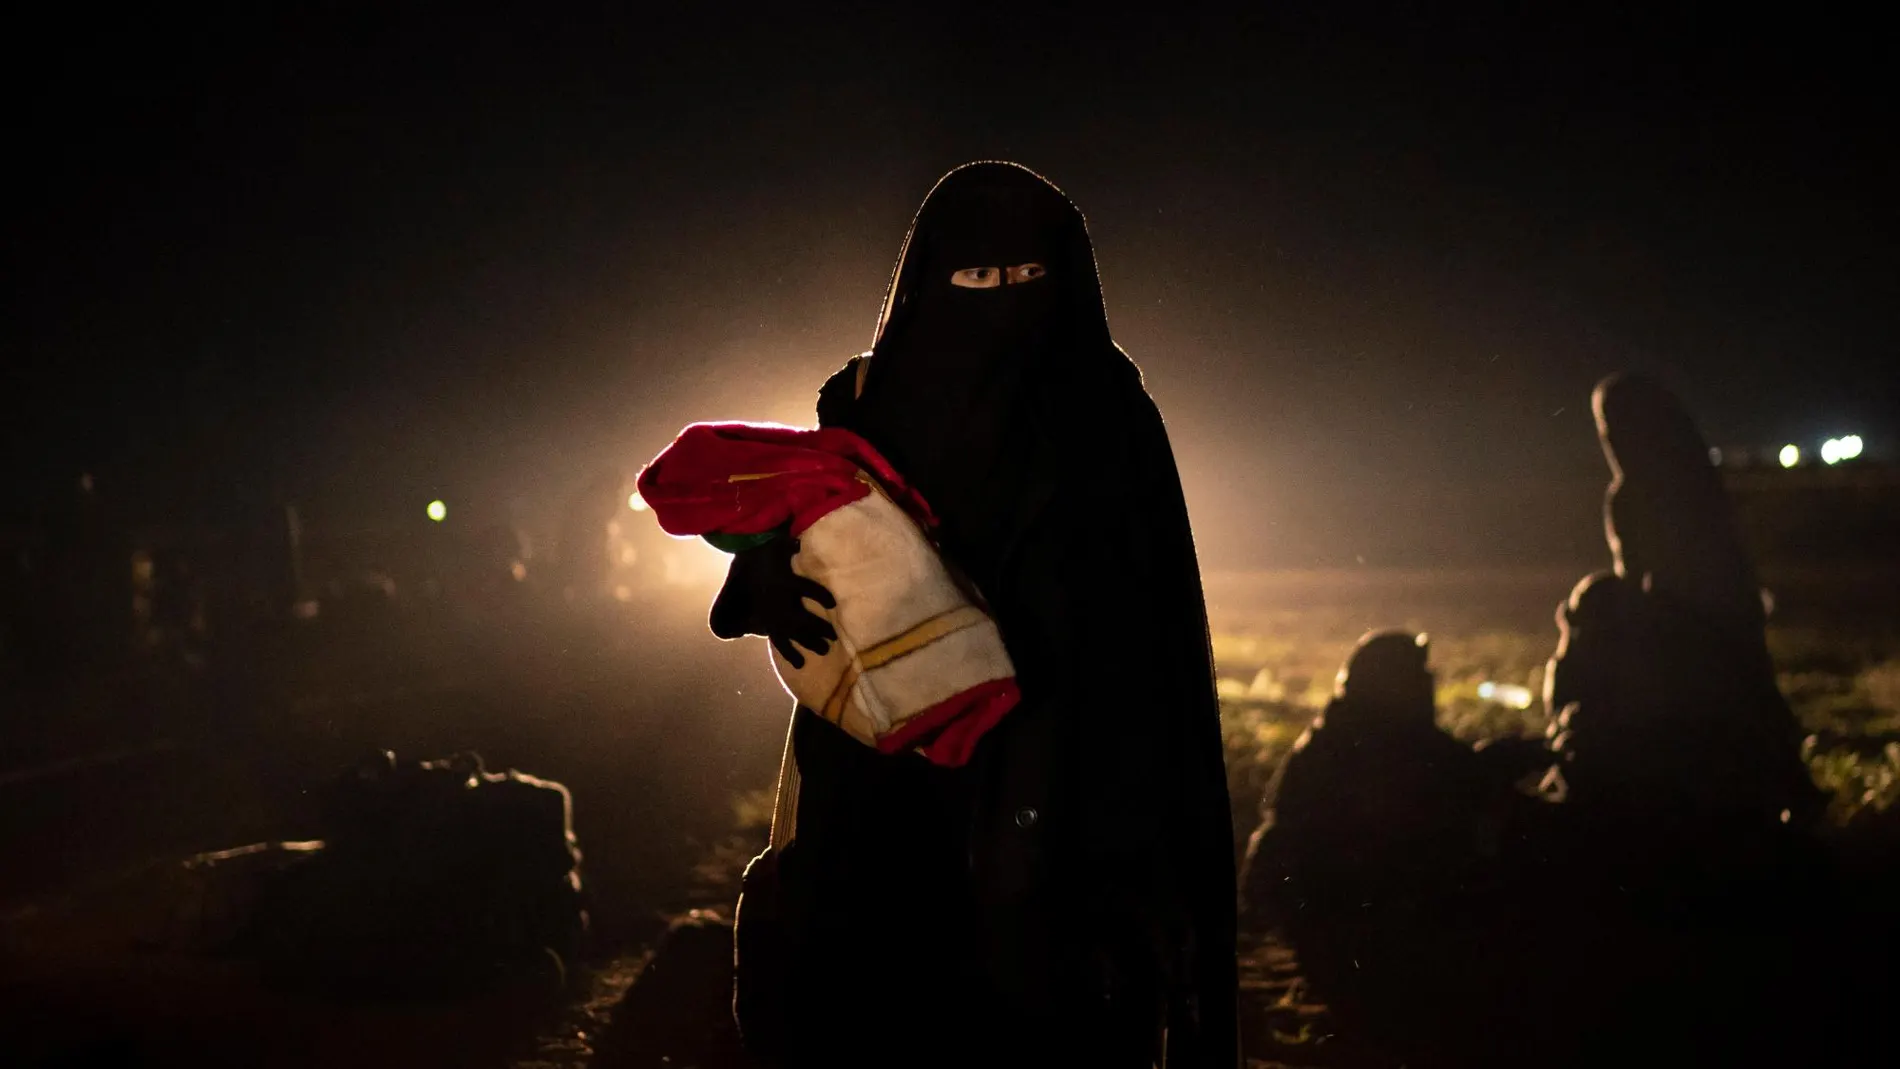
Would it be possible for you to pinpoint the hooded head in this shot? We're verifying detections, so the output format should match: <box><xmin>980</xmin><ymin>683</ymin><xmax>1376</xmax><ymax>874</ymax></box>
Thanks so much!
<box><xmin>847</xmin><ymin>162</ymin><xmax>1134</xmax><ymax>584</ymax></box>
<box><xmin>1326</xmin><ymin>630</ymin><xmax>1436</xmax><ymax>732</ymax></box>
<box><xmin>1591</xmin><ymin>373</ymin><xmax>1760</xmax><ymax>624</ymax></box>
<box><xmin>869</xmin><ymin>161</ymin><xmax>1112</xmax><ymax>368</ymax></box>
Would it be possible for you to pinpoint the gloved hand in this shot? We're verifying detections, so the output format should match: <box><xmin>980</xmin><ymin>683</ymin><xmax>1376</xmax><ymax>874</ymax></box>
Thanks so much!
<box><xmin>709</xmin><ymin>535</ymin><xmax>838</xmax><ymax>669</ymax></box>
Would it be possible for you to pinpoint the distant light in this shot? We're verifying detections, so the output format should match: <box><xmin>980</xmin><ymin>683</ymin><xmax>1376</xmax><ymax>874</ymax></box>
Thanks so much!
<box><xmin>426</xmin><ymin>499</ymin><xmax>448</xmax><ymax>522</ymax></box>
<box><xmin>1778</xmin><ymin>444</ymin><xmax>1800</xmax><ymax>469</ymax></box>
<box><xmin>1708</xmin><ymin>447</ymin><xmax>1723</xmax><ymax>466</ymax></box>
<box><xmin>628</xmin><ymin>492</ymin><xmax>649</xmax><ymax>512</ymax></box>
<box><xmin>1478</xmin><ymin>680</ymin><xmax>1535</xmax><ymax>710</ymax></box>
<box><xmin>1823</xmin><ymin>434</ymin><xmax>1865</xmax><ymax>464</ymax></box>
<box><xmin>613</xmin><ymin>584</ymin><xmax>633</xmax><ymax>602</ymax></box>
<box><xmin>510</xmin><ymin>561</ymin><xmax>527</xmax><ymax>582</ymax></box>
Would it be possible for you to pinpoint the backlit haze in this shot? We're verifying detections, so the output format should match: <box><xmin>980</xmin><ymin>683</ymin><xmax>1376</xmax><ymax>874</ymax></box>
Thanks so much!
<box><xmin>9</xmin><ymin>7</ymin><xmax>1892</xmax><ymax>571</ymax></box>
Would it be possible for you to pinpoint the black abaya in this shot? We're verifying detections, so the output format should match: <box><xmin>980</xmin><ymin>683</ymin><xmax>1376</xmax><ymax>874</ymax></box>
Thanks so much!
<box><xmin>739</xmin><ymin>162</ymin><xmax>1236</xmax><ymax>1068</ymax></box>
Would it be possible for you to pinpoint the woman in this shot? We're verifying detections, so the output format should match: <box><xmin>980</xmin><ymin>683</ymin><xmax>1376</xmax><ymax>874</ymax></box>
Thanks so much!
<box><xmin>1545</xmin><ymin>373</ymin><xmax>1818</xmax><ymax>844</ymax></box>
<box><xmin>1538</xmin><ymin>373</ymin><xmax>1829</xmax><ymax>1063</ymax></box>
<box><xmin>716</xmin><ymin>162</ymin><xmax>1237</xmax><ymax>1067</ymax></box>
<box><xmin>1244</xmin><ymin>631</ymin><xmax>1553</xmax><ymax>1067</ymax></box>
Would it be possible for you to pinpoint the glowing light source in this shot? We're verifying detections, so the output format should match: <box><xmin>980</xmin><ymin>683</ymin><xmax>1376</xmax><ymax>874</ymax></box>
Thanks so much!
<box><xmin>1821</xmin><ymin>435</ymin><xmax>1864</xmax><ymax>465</ymax></box>
<box><xmin>628</xmin><ymin>492</ymin><xmax>649</xmax><ymax>512</ymax></box>
<box><xmin>1477</xmin><ymin>681</ymin><xmax>1535</xmax><ymax>710</ymax></box>
<box><xmin>1777</xmin><ymin>444</ymin><xmax>1800</xmax><ymax>469</ymax></box>
<box><xmin>659</xmin><ymin>538</ymin><xmax>733</xmax><ymax>589</ymax></box>
<box><xmin>1708</xmin><ymin>447</ymin><xmax>1723</xmax><ymax>466</ymax></box>
<box><xmin>426</xmin><ymin>499</ymin><xmax>448</xmax><ymax>522</ymax></box>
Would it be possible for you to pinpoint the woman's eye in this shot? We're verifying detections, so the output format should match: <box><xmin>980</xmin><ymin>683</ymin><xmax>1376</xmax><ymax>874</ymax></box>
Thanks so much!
<box><xmin>951</xmin><ymin>267</ymin><xmax>1002</xmax><ymax>289</ymax></box>
<box><xmin>1005</xmin><ymin>263</ymin><xmax>1048</xmax><ymax>284</ymax></box>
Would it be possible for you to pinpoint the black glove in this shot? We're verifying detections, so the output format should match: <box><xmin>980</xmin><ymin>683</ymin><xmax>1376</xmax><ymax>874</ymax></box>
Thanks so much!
<box><xmin>709</xmin><ymin>535</ymin><xmax>838</xmax><ymax>669</ymax></box>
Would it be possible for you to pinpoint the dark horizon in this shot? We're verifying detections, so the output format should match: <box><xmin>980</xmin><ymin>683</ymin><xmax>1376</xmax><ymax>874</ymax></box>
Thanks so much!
<box><xmin>8</xmin><ymin>6</ymin><xmax>1893</xmax><ymax>569</ymax></box>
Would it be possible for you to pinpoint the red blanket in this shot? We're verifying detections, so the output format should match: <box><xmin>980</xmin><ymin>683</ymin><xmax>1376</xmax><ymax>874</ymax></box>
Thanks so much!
<box><xmin>635</xmin><ymin>422</ymin><xmax>937</xmax><ymax>538</ymax></box>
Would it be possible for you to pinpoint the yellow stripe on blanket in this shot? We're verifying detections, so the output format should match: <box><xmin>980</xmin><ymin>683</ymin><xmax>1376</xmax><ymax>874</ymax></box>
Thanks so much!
<box><xmin>859</xmin><ymin>604</ymin><xmax>990</xmax><ymax>670</ymax></box>
<box><xmin>816</xmin><ymin>605</ymin><xmax>990</xmax><ymax>727</ymax></box>
<box><xmin>819</xmin><ymin>661</ymin><xmax>862</xmax><ymax>727</ymax></box>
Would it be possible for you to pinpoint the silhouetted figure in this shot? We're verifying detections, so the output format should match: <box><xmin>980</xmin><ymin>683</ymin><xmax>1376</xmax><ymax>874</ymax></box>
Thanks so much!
<box><xmin>1546</xmin><ymin>374</ymin><xmax>1819</xmax><ymax>846</ymax></box>
<box><xmin>1242</xmin><ymin>631</ymin><xmax>1542</xmax><ymax>1066</ymax></box>
<box><xmin>250</xmin><ymin>750</ymin><xmax>586</xmax><ymax>1000</ymax></box>
<box><xmin>1537</xmin><ymin>374</ymin><xmax>1837</xmax><ymax>1063</ymax></box>
<box><xmin>41</xmin><ymin>473</ymin><xmax>133</xmax><ymax>676</ymax></box>
<box><xmin>556</xmin><ymin>469</ymin><xmax>628</xmax><ymax>604</ymax></box>
<box><xmin>720</xmin><ymin>163</ymin><xmax>1235</xmax><ymax>1067</ymax></box>
<box><xmin>148</xmin><ymin>548</ymin><xmax>208</xmax><ymax>668</ymax></box>
<box><xmin>594</xmin><ymin>911</ymin><xmax>752</xmax><ymax>1069</ymax></box>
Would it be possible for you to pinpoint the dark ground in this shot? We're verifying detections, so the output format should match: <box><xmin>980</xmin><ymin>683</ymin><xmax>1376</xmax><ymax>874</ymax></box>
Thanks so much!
<box><xmin>3</xmin><ymin>567</ymin><xmax>1894</xmax><ymax>1067</ymax></box>
<box><xmin>0</xmin><ymin>588</ymin><xmax>788</xmax><ymax>1067</ymax></box>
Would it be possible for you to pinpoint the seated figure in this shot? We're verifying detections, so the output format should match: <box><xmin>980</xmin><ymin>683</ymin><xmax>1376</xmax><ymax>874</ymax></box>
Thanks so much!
<box><xmin>1545</xmin><ymin>374</ymin><xmax>1821</xmax><ymax>887</ymax></box>
<box><xmin>1533</xmin><ymin>374</ymin><xmax>1835</xmax><ymax>1063</ymax></box>
<box><xmin>1243</xmin><ymin>630</ymin><xmax>1543</xmax><ymax>1065</ymax></box>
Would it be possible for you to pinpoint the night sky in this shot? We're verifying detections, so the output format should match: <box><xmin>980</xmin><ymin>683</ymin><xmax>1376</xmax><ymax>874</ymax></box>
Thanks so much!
<box><xmin>8</xmin><ymin>6</ymin><xmax>1893</xmax><ymax>568</ymax></box>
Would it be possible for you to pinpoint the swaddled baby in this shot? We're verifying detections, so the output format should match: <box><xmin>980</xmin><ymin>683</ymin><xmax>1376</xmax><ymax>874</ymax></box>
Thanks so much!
<box><xmin>636</xmin><ymin>421</ymin><xmax>1019</xmax><ymax>769</ymax></box>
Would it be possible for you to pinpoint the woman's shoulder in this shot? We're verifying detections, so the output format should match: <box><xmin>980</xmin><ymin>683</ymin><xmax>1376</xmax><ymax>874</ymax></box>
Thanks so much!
<box><xmin>815</xmin><ymin>354</ymin><xmax>871</xmax><ymax>427</ymax></box>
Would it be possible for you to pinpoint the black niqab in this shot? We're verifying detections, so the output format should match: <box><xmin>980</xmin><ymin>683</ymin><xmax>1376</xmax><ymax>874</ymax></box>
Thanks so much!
<box><xmin>846</xmin><ymin>162</ymin><xmax>1135</xmax><ymax>593</ymax></box>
